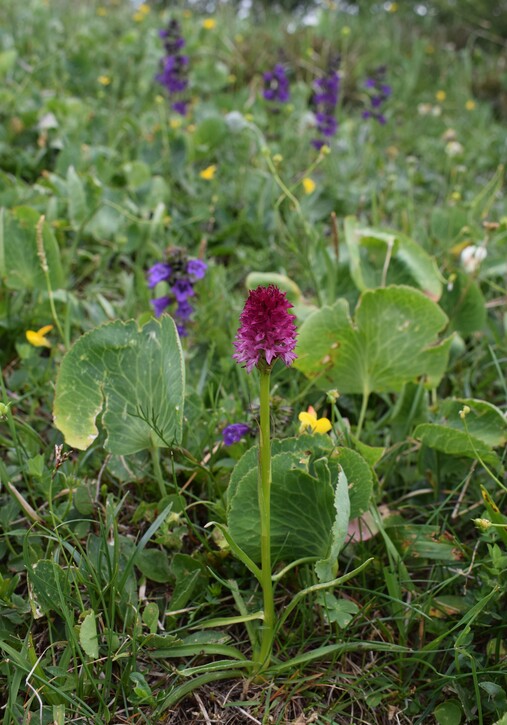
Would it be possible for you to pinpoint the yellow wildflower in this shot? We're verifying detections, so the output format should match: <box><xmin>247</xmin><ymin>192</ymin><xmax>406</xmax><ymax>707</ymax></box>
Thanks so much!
<box><xmin>26</xmin><ymin>325</ymin><xmax>53</xmax><ymax>348</ymax></box>
<box><xmin>170</xmin><ymin>118</ymin><xmax>182</xmax><ymax>130</ymax></box>
<box><xmin>202</xmin><ymin>18</ymin><xmax>216</xmax><ymax>30</ymax></box>
<box><xmin>200</xmin><ymin>165</ymin><xmax>217</xmax><ymax>180</ymax></box>
<box><xmin>435</xmin><ymin>90</ymin><xmax>446</xmax><ymax>102</ymax></box>
<box><xmin>187</xmin><ymin>124</ymin><xmax>196</xmax><ymax>134</ymax></box>
<box><xmin>465</xmin><ymin>99</ymin><xmax>476</xmax><ymax>111</ymax></box>
<box><xmin>302</xmin><ymin>177</ymin><xmax>316</xmax><ymax>195</ymax></box>
<box><xmin>387</xmin><ymin>2</ymin><xmax>398</xmax><ymax>11</ymax></box>
<box><xmin>96</xmin><ymin>7</ymin><xmax>107</xmax><ymax>16</ymax></box>
<box><xmin>298</xmin><ymin>406</ymin><xmax>332</xmax><ymax>435</ymax></box>
<box><xmin>98</xmin><ymin>75</ymin><xmax>111</xmax><ymax>86</ymax></box>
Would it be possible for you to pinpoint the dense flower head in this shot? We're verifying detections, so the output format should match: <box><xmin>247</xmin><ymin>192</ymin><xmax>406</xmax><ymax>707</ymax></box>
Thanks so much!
<box><xmin>233</xmin><ymin>285</ymin><xmax>297</xmax><ymax>373</ymax></box>
<box><xmin>311</xmin><ymin>62</ymin><xmax>341</xmax><ymax>149</ymax></box>
<box><xmin>263</xmin><ymin>63</ymin><xmax>290</xmax><ymax>104</ymax></box>
<box><xmin>362</xmin><ymin>65</ymin><xmax>391</xmax><ymax>125</ymax></box>
<box><xmin>156</xmin><ymin>19</ymin><xmax>189</xmax><ymax>116</ymax></box>
<box><xmin>222</xmin><ymin>423</ymin><xmax>251</xmax><ymax>446</ymax></box>
<box><xmin>147</xmin><ymin>248</ymin><xmax>207</xmax><ymax>336</ymax></box>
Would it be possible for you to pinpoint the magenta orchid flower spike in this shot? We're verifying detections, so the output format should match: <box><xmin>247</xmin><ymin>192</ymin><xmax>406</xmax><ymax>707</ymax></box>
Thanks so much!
<box><xmin>232</xmin><ymin>284</ymin><xmax>297</xmax><ymax>372</ymax></box>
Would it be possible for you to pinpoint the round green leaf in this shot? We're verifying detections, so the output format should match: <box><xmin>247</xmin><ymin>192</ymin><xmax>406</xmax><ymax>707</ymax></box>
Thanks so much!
<box><xmin>53</xmin><ymin>317</ymin><xmax>184</xmax><ymax>454</ymax></box>
<box><xmin>295</xmin><ymin>286</ymin><xmax>451</xmax><ymax>395</ymax></box>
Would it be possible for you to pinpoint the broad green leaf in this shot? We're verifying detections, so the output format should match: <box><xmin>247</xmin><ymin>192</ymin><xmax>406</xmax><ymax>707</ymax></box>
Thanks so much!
<box><xmin>29</xmin><ymin>560</ymin><xmax>73</xmax><ymax>615</ymax></box>
<box><xmin>136</xmin><ymin>549</ymin><xmax>172</xmax><ymax>583</ymax></box>
<box><xmin>0</xmin><ymin>207</ymin><xmax>64</xmax><ymax>290</ymax></box>
<box><xmin>228</xmin><ymin>452</ymin><xmax>335</xmax><ymax>563</ymax></box>
<box><xmin>344</xmin><ymin>216</ymin><xmax>443</xmax><ymax>300</ymax></box>
<box><xmin>414</xmin><ymin>424</ymin><xmax>499</xmax><ymax>466</ymax></box>
<box><xmin>227</xmin><ymin>434</ymin><xmax>333</xmax><ymax>504</ymax></box>
<box><xmin>295</xmin><ymin>286</ymin><xmax>451</xmax><ymax>395</ymax></box>
<box><xmin>439</xmin><ymin>270</ymin><xmax>486</xmax><ymax>335</ymax></box>
<box><xmin>67</xmin><ymin>166</ymin><xmax>87</xmax><ymax>230</ymax></box>
<box><xmin>228</xmin><ymin>436</ymin><xmax>372</xmax><ymax>520</ymax></box>
<box><xmin>434</xmin><ymin>700</ymin><xmax>463</xmax><ymax>725</ymax></box>
<box><xmin>142</xmin><ymin>602</ymin><xmax>160</xmax><ymax>634</ymax></box>
<box><xmin>315</xmin><ymin>468</ymin><xmax>350</xmax><ymax>582</ymax></box>
<box><xmin>79</xmin><ymin>610</ymin><xmax>99</xmax><ymax>659</ymax></box>
<box><xmin>333</xmin><ymin>447</ymin><xmax>373</xmax><ymax>519</ymax></box>
<box><xmin>414</xmin><ymin>398</ymin><xmax>506</xmax><ymax>466</ymax></box>
<box><xmin>439</xmin><ymin>398</ymin><xmax>507</xmax><ymax>447</ymax></box>
<box><xmin>53</xmin><ymin>317</ymin><xmax>184</xmax><ymax>454</ymax></box>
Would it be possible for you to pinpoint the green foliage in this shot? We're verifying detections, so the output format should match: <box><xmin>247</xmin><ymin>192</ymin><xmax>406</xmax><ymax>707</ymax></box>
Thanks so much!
<box><xmin>295</xmin><ymin>285</ymin><xmax>452</xmax><ymax>395</ymax></box>
<box><xmin>53</xmin><ymin>317</ymin><xmax>185</xmax><ymax>453</ymax></box>
<box><xmin>1</xmin><ymin>0</ymin><xmax>507</xmax><ymax>721</ymax></box>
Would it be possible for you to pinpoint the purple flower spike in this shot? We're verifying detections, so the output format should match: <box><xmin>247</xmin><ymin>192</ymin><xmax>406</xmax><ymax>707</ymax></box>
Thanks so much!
<box><xmin>176</xmin><ymin>299</ymin><xmax>194</xmax><ymax>320</ymax></box>
<box><xmin>187</xmin><ymin>259</ymin><xmax>208</xmax><ymax>280</ymax></box>
<box><xmin>172</xmin><ymin>278</ymin><xmax>195</xmax><ymax>302</ymax></box>
<box><xmin>147</xmin><ymin>263</ymin><xmax>172</xmax><ymax>288</ymax></box>
<box><xmin>222</xmin><ymin>423</ymin><xmax>251</xmax><ymax>446</ymax></box>
<box><xmin>151</xmin><ymin>296</ymin><xmax>171</xmax><ymax>317</ymax></box>
<box><xmin>233</xmin><ymin>285</ymin><xmax>298</xmax><ymax>373</ymax></box>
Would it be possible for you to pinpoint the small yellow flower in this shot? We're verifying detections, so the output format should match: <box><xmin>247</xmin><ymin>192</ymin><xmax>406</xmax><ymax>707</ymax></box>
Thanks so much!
<box><xmin>187</xmin><ymin>124</ymin><xmax>196</xmax><ymax>134</ymax></box>
<box><xmin>465</xmin><ymin>99</ymin><xmax>476</xmax><ymax>111</ymax></box>
<box><xmin>435</xmin><ymin>90</ymin><xmax>446</xmax><ymax>102</ymax></box>
<box><xmin>202</xmin><ymin>18</ymin><xmax>216</xmax><ymax>30</ymax></box>
<box><xmin>98</xmin><ymin>75</ymin><xmax>111</xmax><ymax>86</ymax></box>
<box><xmin>320</xmin><ymin>144</ymin><xmax>331</xmax><ymax>155</ymax></box>
<box><xmin>26</xmin><ymin>325</ymin><xmax>53</xmax><ymax>348</ymax></box>
<box><xmin>273</xmin><ymin>153</ymin><xmax>283</xmax><ymax>165</ymax></box>
<box><xmin>96</xmin><ymin>6</ymin><xmax>107</xmax><ymax>16</ymax></box>
<box><xmin>244</xmin><ymin>113</ymin><xmax>254</xmax><ymax>122</ymax></box>
<box><xmin>387</xmin><ymin>2</ymin><xmax>398</xmax><ymax>12</ymax></box>
<box><xmin>200</xmin><ymin>165</ymin><xmax>217</xmax><ymax>180</ymax></box>
<box><xmin>298</xmin><ymin>406</ymin><xmax>332</xmax><ymax>435</ymax></box>
<box><xmin>138</xmin><ymin>2</ymin><xmax>150</xmax><ymax>14</ymax></box>
<box><xmin>302</xmin><ymin>177</ymin><xmax>316</xmax><ymax>195</ymax></box>
<box><xmin>170</xmin><ymin>117</ymin><xmax>182</xmax><ymax>129</ymax></box>
<box><xmin>227</xmin><ymin>74</ymin><xmax>237</xmax><ymax>83</ymax></box>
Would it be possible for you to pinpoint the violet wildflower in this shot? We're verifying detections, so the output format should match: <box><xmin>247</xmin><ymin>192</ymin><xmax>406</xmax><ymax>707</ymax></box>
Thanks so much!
<box><xmin>147</xmin><ymin>262</ymin><xmax>172</xmax><ymax>288</ymax></box>
<box><xmin>152</xmin><ymin>296</ymin><xmax>171</xmax><ymax>318</ymax></box>
<box><xmin>233</xmin><ymin>285</ymin><xmax>297</xmax><ymax>373</ymax></box>
<box><xmin>172</xmin><ymin>278</ymin><xmax>195</xmax><ymax>302</ymax></box>
<box><xmin>362</xmin><ymin>66</ymin><xmax>391</xmax><ymax>124</ymax></box>
<box><xmin>155</xmin><ymin>19</ymin><xmax>189</xmax><ymax>116</ymax></box>
<box><xmin>147</xmin><ymin>248</ymin><xmax>207</xmax><ymax>335</ymax></box>
<box><xmin>263</xmin><ymin>63</ymin><xmax>290</xmax><ymax>104</ymax></box>
<box><xmin>311</xmin><ymin>62</ymin><xmax>341</xmax><ymax>149</ymax></box>
<box><xmin>222</xmin><ymin>423</ymin><xmax>251</xmax><ymax>446</ymax></box>
<box><xmin>187</xmin><ymin>259</ymin><xmax>208</xmax><ymax>280</ymax></box>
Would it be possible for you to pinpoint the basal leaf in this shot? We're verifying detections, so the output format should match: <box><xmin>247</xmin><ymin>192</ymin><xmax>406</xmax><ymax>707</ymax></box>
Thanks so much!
<box><xmin>53</xmin><ymin>317</ymin><xmax>184</xmax><ymax>454</ymax></box>
<box><xmin>228</xmin><ymin>452</ymin><xmax>335</xmax><ymax>564</ymax></box>
<box><xmin>344</xmin><ymin>216</ymin><xmax>443</xmax><ymax>300</ymax></box>
<box><xmin>315</xmin><ymin>468</ymin><xmax>350</xmax><ymax>582</ymax></box>
<box><xmin>80</xmin><ymin>610</ymin><xmax>99</xmax><ymax>659</ymax></box>
<box><xmin>295</xmin><ymin>285</ymin><xmax>451</xmax><ymax>395</ymax></box>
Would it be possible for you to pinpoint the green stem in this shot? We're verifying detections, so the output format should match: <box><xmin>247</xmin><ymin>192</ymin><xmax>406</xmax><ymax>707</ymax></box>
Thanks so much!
<box><xmin>356</xmin><ymin>389</ymin><xmax>370</xmax><ymax>440</ymax></box>
<box><xmin>150</xmin><ymin>446</ymin><xmax>166</xmax><ymax>499</ymax></box>
<box><xmin>256</xmin><ymin>368</ymin><xmax>275</xmax><ymax>672</ymax></box>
